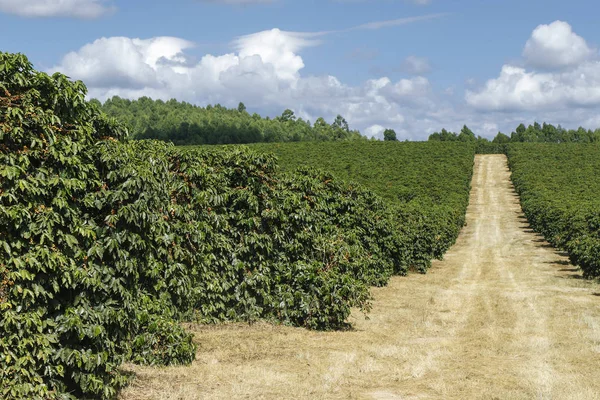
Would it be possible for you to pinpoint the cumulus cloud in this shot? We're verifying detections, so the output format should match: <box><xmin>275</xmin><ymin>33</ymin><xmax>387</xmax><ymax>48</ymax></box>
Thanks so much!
<box><xmin>364</xmin><ymin>125</ymin><xmax>386</xmax><ymax>139</ymax></box>
<box><xmin>466</xmin><ymin>65</ymin><xmax>553</xmax><ymax>111</ymax></box>
<box><xmin>467</xmin><ymin>62</ymin><xmax>600</xmax><ymax>111</ymax></box>
<box><xmin>381</xmin><ymin>76</ymin><xmax>433</xmax><ymax>103</ymax></box>
<box><xmin>50</xmin><ymin>37</ymin><xmax>195</xmax><ymax>89</ymax></box>
<box><xmin>523</xmin><ymin>20</ymin><xmax>594</xmax><ymax>70</ymax></box>
<box><xmin>467</xmin><ymin>21</ymin><xmax>600</xmax><ymax>113</ymax></box>
<box><xmin>50</xmin><ymin>30</ymin><xmax>316</xmax><ymax>105</ymax></box>
<box><xmin>50</xmin><ymin>28</ymin><xmax>454</xmax><ymax>139</ymax></box>
<box><xmin>52</xmin><ymin>19</ymin><xmax>600</xmax><ymax>141</ymax></box>
<box><xmin>0</xmin><ymin>0</ymin><xmax>115</xmax><ymax>18</ymax></box>
<box><xmin>233</xmin><ymin>29</ymin><xmax>321</xmax><ymax>81</ymax></box>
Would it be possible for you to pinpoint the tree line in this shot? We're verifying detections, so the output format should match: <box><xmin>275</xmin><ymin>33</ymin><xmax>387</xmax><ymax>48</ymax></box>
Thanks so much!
<box><xmin>97</xmin><ymin>96</ymin><xmax>600</xmax><ymax>146</ymax></box>
<box><xmin>429</xmin><ymin>122</ymin><xmax>600</xmax><ymax>144</ymax></box>
<box><xmin>94</xmin><ymin>96</ymin><xmax>367</xmax><ymax>145</ymax></box>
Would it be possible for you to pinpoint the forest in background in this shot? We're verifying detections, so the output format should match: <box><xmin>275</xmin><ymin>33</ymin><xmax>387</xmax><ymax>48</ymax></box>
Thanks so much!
<box><xmin>95</xmin><ymin>97</ymin><xmax>366</xmax><ymax>145</ymax></box>
<box><xmin>97</xmin><ymin>96</ymin><xmax>600</xmax><ymax>146</ymax></box>
<box><xmin>429</xmin><ymin>122</ymin><xmax>600</xmax><ymax>143</ymax></box>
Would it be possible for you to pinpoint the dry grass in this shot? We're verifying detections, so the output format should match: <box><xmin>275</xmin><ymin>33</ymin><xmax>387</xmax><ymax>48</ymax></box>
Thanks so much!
<box><xmin>119</xmin><ymin>155</ymin><xmax>600</xmax><ymax>400</ymax></box>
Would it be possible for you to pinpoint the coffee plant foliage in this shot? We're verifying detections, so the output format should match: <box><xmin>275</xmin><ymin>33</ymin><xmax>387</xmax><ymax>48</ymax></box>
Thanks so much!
<box><xmin>0</xmin><ymin>52</ymin><xmax>202</xmax><ymax>399</ymax></box>
<box><xmin>1</xmin><ymin>52</ymin><xmax>428</xmax><ymax>398</ymax></box>
<box><xmin>170</xmin><ymin>148</ymin><xmax>396</xmax><ymax>327</ymax></box>
<box><xmin>507</xmin><ymin>143</ymin><xmax>600</xmax><ymax>278</ymax></box>
<box><xmin>242</xmin><ymin>141</ymin><xmax>475</xmax><ymax>272</ymax></box>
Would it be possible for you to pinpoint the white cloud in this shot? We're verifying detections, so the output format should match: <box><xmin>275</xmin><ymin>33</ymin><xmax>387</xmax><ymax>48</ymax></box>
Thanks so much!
<box><xmin>467</xmin><ymin>21</ymin><xmax>600</xmax><ymax>114</ymax></box>
<box><xmin>482</xmin><ymin>122</ymin><xmax>498</xmax><ymax>133</ymax></box>
<box><xmin>447</xmin><ymin>19</ymin><xmax>600</xmax><ymax>137</ymax></box>
<box><xmin>233</xmin><ymin>29</ymin><xmax>321</xmax><ymax>81</ymax></box>
<box><xmin>50</xmin><ymin>37</ymin><xmax>195</xmax><ymax>89</ymax></box>
<box><xmin>49</xmin><ymin>19</ymin><xmax>600</xmax><ymax>142</ymax></box>
<box><xmin>382</xmin><ymin>76</ymin><xmax>433</xmax><ymax>104</ymax></box>
<box><xmin>365</xmin><ymin>124</ymin><xmax>386</xmax><ymax>139</ymax></box>
<box><xmin>467</xmin><ymin>62</ymin><xmax>600</xmax><ymax>111</ymax></box>
<box><xmin>51</xmin><ymin>29</ymin><xmax>451</xmax><ymax>140</ymax></box>
<box><xmin>0</xmin><ymin>0</ymin><xmax>114</xmax><ymax>18</ymax></box>
<box><xmin>523</xmin><ymin>21</ymin><xmax>594</xmax><ymax>70</ymax></box>
<box><xmin>466</xmin><ymin>65</ymin><xmax>554</xmax><ymax>111</ymax></box>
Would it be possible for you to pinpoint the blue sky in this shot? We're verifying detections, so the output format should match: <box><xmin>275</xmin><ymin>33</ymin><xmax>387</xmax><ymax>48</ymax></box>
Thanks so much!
<box><xmin>1</xmin><ymin>0</ymin><xmax>600</xmax><ymax>139</ymax></box>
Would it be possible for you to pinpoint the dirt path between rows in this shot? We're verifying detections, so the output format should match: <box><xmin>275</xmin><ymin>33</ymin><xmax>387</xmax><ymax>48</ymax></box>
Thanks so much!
<box><xmin>121</xmin><ymin>155</ymin><xmax>600</xmax><ymax>400</ymax></box>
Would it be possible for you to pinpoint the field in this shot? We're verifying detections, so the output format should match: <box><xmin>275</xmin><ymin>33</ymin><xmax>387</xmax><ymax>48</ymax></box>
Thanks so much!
<box><xmin>248</xmin><ymin>141</ymin><xmax>476</xmax><ymax>271</ymax></box>
<box><xmin>247</xmin><ymin>141</ymin><xmax>474</xmax><ymax>206</ymax></box>
<box><xmin>4</xmin><ymin>52</ymin><xmax>600</xmax><ymax>400</ymax></box>
<box><xmin>1</xmin><ymin>55</ymin><xmax>477</xmax><ymax>399</ymax></box>
<box><xmin>194</xmin><ymin>141</ymin><xmax>476</xmax><ymax>272</ymax></box>
<box><xmin>119</xmin><ymin>155</ymin><xmax>600</xmax><ymax>400</ymax></box>
<box><xmin>508</xmin><ymin>144</ymin><xmax>600</xmax><ymax>277</ymax></box>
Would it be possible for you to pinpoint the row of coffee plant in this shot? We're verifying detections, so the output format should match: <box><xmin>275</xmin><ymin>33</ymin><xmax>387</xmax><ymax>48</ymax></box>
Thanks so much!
<box><xmin>507</xmin><ymin>143</ymin><xmax>600</xmax><ymax>278</ymax></box>
<box><xmin>243</xmin><ymin>141</ymin><xmax>476</xmax><ymax>271</ymax></box>
<box><xmin>0</xmin><ymin>53</ymin><xmax>197</xmax><ymax>399</ymax></box>
<box><xmin>0</xmin><ymin>53</ymin><xmax>420</xmax><ymax>399</ymax></box>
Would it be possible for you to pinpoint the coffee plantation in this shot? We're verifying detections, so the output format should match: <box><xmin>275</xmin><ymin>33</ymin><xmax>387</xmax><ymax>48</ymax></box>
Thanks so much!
<box><xmin>508</xmin><ymin>144</ymin><xmax>600</xmax><ymax>278</ymax></box>
<box><xmin>243</xmin><ymin>141</ymin><xmax>476</xmax><ymax>272</ymax></box>
<box><xmin>1</xmin><ymin>52</ymin><xmax>478</xmax><ymax>399</ymax></box>
<box><xmin>0</xmin><ymin>52</ymin><xmax>198</xmax><ymax>400</ymax></box>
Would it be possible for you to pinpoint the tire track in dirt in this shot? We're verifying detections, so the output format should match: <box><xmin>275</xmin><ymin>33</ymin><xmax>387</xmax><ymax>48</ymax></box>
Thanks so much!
<box><xmin>120</xmin><ymin>155</ymin><xmax>600</xmax><ymax>400</ymax></box>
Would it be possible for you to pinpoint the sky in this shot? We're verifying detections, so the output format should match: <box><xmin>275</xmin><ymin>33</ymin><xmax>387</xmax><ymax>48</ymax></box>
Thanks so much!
<box><xmin>1</xmin><ymin>0</ymin><xmax>600</xmax><ymax>140</ymax></box>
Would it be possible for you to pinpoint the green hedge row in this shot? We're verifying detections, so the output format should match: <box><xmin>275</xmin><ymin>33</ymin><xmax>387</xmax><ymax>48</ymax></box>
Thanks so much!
<box><xmin>0</xmin><ymin>52</ymin><xmax>418</xmax><ymax>399</ymax></box>
<box><xmin>475</xmin><ymin>142</ymin><xmax>508</xmax><ymax>154</ymax></box>
<box><xmin>240</xmin><ymin>141</ymin><xmax>475</xmax><ymax>272</ymax></box>
<box><xmin>0</xmin><ymin>53</ymin><xmax>200</xmax><ymax>399</ymax></box>
<box><xmin>507</xmin><ymin>143</ymin><xmax>600</xmax><ymax>278</ymax></box>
